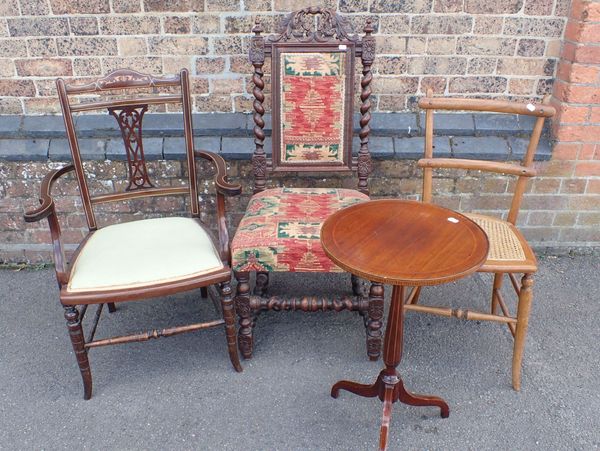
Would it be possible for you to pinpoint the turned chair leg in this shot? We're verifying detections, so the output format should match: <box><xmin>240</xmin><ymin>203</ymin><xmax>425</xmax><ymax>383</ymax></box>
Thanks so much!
<box><xmin>512</xmin><ymin>273</ymin><xmax>534</xmax><ymax>391</ymax></box>
<box><xmin>254</xmin><ymin>271</ymin><xmax>269</xmax><ymax>296</ymax></box>
<box><xmin>107</xmin><ymin>302</ymin><xmax>117</xmax><ymax>313</ymax></box>
<box><xmin>491</xmin><ymin>273</ymin><xmax>504</xmax><ymax>315</ymax></box>
<box><xmin>219</xmin><ymin>282</ymin><xmax>243</xmax><ymax>372</ymax></box>
<box><xmin>351</xmin><ymin>274</ymin><xmax>362</xmax><ymax>296</ymax></box>
<box><xmin>63</xmin><ymin>306</ymin><xmax>93</xmax><ymax>400</ymax></box>
<box><xmin>365</xmin><ymin>282</ymin><xmax>384</xmax><ymax>361</ymax></box>
<box><xmin>235</xmin><ymin>271</ymin><xmax>254</xmax><ymax>359</ymax></box>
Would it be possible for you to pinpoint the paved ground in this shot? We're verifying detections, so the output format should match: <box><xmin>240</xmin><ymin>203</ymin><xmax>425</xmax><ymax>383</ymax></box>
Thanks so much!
<box><xmin>0</xmin><ymin>255</ymin><xmax>598</xmax><ymax>450</ymax></box>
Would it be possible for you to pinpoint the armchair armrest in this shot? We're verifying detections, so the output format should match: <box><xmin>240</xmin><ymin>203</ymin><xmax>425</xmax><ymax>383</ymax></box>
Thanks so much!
<box><xmin>194</xmin><ymin>150</ymin><xmax>242</xmax><ymax>196</ymax></box>
<box><xmin>23</xmin><ymin>164</ymin><xmax>75</xmax><ymax>286</ymax></box>
<box><xmin>193</xmin><ymin>150</ymin><xmax>241</xmax><ymax>265</ymax></box>
<box><xmin>24</xmin><ymin>164</ymin><xmax>76</xmax><ymax>223</ymax></box>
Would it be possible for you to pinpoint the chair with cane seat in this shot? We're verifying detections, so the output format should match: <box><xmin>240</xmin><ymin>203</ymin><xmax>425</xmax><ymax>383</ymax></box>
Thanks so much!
<box><xmin>406</xmin><ymin>90</ymin><xmax>555</xmax><ymax>390</ymax></box>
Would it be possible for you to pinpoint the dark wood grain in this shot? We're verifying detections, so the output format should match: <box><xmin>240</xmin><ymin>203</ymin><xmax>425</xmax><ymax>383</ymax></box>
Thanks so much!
<box><xmin>235</xmin><ymin>9</ymin><xmax>381</xmax><ymax>361</ymax></box>
<box><xmin>24</xmin><ymin>68</ymin><xmax>243</xmax><ymax>399</ymax></box>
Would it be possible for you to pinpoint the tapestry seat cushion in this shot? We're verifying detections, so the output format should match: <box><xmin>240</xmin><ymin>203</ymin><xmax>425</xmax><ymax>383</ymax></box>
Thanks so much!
<box><xmin>231</xmin><ymin>187</ymin><xmax>369</xmax><ymax>272</ymax></box>
<box><xmin>67</xmin><ymin>217</ymin><xmax>224</xmax><ymax>292</ymax></box>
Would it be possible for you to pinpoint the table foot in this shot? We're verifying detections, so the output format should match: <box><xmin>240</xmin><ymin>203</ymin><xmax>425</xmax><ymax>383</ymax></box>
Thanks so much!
<box><xmin>379</xmin><ymin>386</ymin><xmax>395</xmax><ymax>451</ymax></box>
<box><xmin>396</xmin><ymin>379</ymin><xmax>449</xmax><ymax>418</ymax></box>
<box><xmin>331</xmin><ymin>373</ymin><xmax>384</xmax><ymax>399</ymax></box>
<box><xmin>333</xmin><ymin>370</ymin><xmax>449</xmax><ymax>451</ymax></box>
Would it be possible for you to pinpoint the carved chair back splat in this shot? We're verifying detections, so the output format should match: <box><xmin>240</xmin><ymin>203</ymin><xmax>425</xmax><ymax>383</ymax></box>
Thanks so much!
<box><xmin>24</xmin><ymin>68</ymin><xmax>243</xmax><ymax>400</ymax></box>
<box><xmin>249</xmin><ymin>7</ymin><xmax>376</xmax><ymax>193</ymax></box>
<box><xmin>232</xmin><ymin>8</ymin><xmax>383</xmax><ymax>362</ymax></box>
<box><xmin>406</xmin><ymin>90</ymin><xmax>556</xmax><ymax>390</ymax></box>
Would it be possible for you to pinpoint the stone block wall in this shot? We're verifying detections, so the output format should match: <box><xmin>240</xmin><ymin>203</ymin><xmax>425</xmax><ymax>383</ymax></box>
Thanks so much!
<box><xmin>1</xmin><ymin>0</ymin><xmax>600</xmax><ymax>264</ymax></box>
<box><xmin>0</xmin><ymin>0</ymin><xmax>568</xmax><ymax>114</ymax></box>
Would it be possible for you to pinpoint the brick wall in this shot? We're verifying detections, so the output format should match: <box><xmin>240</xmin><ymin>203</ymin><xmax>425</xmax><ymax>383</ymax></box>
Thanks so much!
<box><xmin>2</xmin><ymin>0</ymin><xmax>600</xmax><ymax>264</ymax></box>
<box><xmin>548</xmin><ymin>0</ymin><xmax>600</xmax><ymax>244</ymax></box>
<box><xmin>0</xmin><ymin>0</ymin><xmax>569</xmax><ymax>114</ymax></box>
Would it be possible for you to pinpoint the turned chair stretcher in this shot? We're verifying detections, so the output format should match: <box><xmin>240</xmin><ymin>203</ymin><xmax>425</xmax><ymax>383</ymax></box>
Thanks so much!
<box><xmin>24</xmin><ymin>68</ymin><xmax>243</xmax><ymax>400</ymax></box>
<box><xmin>231</xmin><ymin>8</ymin><xmax>384</xmax><ymax>361</ymax></box>
<box><xmin>407</xmin><ymin>90</ymin><xmax>555</xmax><ymax>390</ymax></box>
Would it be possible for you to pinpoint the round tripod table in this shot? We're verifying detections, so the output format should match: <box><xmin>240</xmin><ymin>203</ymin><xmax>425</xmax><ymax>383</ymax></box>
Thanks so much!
<box><xmin>320</xmin><ymin>199</ymin><xmax>489</xmax><ymax>450</ymax></box>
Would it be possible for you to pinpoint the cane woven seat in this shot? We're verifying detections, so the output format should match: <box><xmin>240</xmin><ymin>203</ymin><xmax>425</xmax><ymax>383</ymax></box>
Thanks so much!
<box><xmin>412</xmin><ymin>93</ymin><xmax>555</xmax><ymax>390</ymax></box>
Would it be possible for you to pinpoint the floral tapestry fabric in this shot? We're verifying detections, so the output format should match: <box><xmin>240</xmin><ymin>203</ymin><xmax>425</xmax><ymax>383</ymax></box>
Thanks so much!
<box><xmin>280</xmin><ymin>52</ymin><xmax>346</xmax><ymax>164</ymax></box>
<box><xmin>231</xmin><ymin>187</ymin><xmax>369</xmax><ymax>272</ymax></box>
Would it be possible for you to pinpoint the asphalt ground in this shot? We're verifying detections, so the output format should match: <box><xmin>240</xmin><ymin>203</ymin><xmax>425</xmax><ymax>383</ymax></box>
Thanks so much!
<box><xmin>0</xmin><ymin>255</ymin><xmax>598</xmax><ymax>450</ymax></box>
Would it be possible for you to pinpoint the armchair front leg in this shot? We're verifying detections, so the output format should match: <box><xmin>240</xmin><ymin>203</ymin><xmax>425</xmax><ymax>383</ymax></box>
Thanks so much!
<box><xmin>194</xmin><ymin>150</ymin><xmax>242</xmax><ymax>264</ymax></box>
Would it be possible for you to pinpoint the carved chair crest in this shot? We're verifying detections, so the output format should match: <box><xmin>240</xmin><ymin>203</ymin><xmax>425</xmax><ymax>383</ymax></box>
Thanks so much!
<box><xmin>249</xmin><ymin>8</ymin><xmax>375</xmax><ymax>194</ymax></box>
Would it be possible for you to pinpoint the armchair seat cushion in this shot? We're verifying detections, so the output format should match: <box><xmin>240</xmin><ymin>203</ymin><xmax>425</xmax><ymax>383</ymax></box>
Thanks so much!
<box><xmin>67</xmin><ymin>217</ymin><xmax>224</xmax><ymax>293</ymax></box>
<box><xmin>231</xmin><ymin>187</ymin><xmax>369</xmax><ymax>273</ymax></box>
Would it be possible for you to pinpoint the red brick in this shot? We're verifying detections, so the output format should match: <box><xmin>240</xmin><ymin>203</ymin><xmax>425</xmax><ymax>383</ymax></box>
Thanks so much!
<box><xmin>570</xmin><ymin>64</ymin><xmax>600</xmax><ymax>83</ymax></box>
<box><xmin>556</xmin><ymin>125</ymin><xmax>600</xmax><ymax>142</ymax></box>
<box><xmin>527</xmin><ymin>211</ymin><xmax>554</xmax><ymax>226</ymax></box>
<box><xmin>553</xmin><ymin>212</ymin><xmax>577</xmax><ymax>226</ymax></box>
<box><xmin>570</xmin><ymin>0</ymin><xmax>591</xmax><ymax>21</ymax></box>
<box><xmin>555</xmin><ymin>61</ymin><xmax>571</xmax><ymax>82</ymax></box>
<box><xmin>563</xmin><ymin>19</ymin><xmax>583</xmax><ymax>43</ymax></box>
<box><xmin>573</xmin><ymin>44</ymin><xmax>600</xmax><ymax>64</ymax></box>
<box><xmin>559</xmin><ymin>84</ymin><xmax>600</xmax><ymax>104</ymax></box>
<box><xmin>587</xmin><ymin>179</ymin><xmax>600</xmax><ymax>193</ymax></box>
<box><xmin>586</xmin><ymin>2</ymin><xmax>600</xmax><ymax>21</ymax></box>
<box><xmin>577</xmin><ymin>212</ymin><xmax>600</xmax><ymax>226</ymax></box>
<box><xmin>560</xmin><ymin>178</ymin><xmax>587</xmax><ymax>193</ymax></box>
<box><xmin>574</xmin><ymin>161</ymin><xmax>600</xmax><ymax>176</ymax></box>
<box><xmin>579</xmin><ymin>144</ymin><xmax>598</xmax><ymax>160</ymax></box>
<box><xmin>552</xmin><ymin>143</ymin><xmax>581</xmax><ymax>160</ymax></box>
<box><xmin>557</xmin><ymin>105</ymin><xmax>590</xmax><ymax>123</ymax></box>
<box><xmin>532</xmin><ymin>178</ymin><xmax>561</xmax><ymax>194</ymax></box>
<box><xmin>567</xmin><ymin>194</ymin><xmax>600</xmax><ymax>210</ymax></box>
<box><xmin>534</xmin><ymin>160</ymin><xmax>575</xmax><ymax>177</ymax></box>
<box><xmin>580</xmin><ymin>23</ymin><xmax>600</xmax><ymax>44</ymax></box>
<box><xmin>590</xmin><ymin>108</ymin><xmax>600</xmax><ymax>123</ymax></box>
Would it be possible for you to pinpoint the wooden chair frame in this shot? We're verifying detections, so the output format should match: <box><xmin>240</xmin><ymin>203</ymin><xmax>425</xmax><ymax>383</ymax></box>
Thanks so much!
<box><xmin>407</xmin><ymin>89</ymin><xmax>555</xmax><ymax>390</ymax></box>
<box><xmin>24</xmin><ymin>68</ymin><xmax>243</xmax><ymax>399</ymax></box>
<box><xmin>234</xmin><ymin>8</ymin><xmax>384</xmax><ymax>361</ymax></box>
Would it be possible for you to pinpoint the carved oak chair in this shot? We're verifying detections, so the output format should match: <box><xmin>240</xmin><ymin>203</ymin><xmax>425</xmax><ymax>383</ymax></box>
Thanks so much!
<box><xmin>230</xmin><ymin>8</ymin><xmax>383</xmax><ymax>360</ymax></box>
<box><xmin>23</xmin><ymin>68</ymin><xmax>242</xmax><ymax>399</ymax></box>
<box><xmin>406</xmin><ymin>90</ymin><xmax>555</xmax><ymax>390</ymax></box>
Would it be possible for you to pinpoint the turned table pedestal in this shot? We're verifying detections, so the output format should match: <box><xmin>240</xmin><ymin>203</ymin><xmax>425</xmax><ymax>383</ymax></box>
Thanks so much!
<box><xmin>320</xmin><ymin>199</ymin><xmax>489</xmax><ymax>450</ymax></box>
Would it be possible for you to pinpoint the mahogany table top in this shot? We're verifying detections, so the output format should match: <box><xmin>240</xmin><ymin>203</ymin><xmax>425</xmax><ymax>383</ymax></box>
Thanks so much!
<box><xmin>320</xmin><ymin>199</ymin><xmax>489</xmax><ymax>286</ymax></box>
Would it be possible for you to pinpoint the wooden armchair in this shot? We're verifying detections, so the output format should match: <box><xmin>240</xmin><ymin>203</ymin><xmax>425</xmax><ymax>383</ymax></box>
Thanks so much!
<box><xmin>24</xmin><ymin>68</ymin><xmax>242</xmax><ymax>400</ymax></box>
<box><xmin>407</xmin><ymin>90</ymin><xmax>556</xmax><ymax>390</ymax></box>
<box><xmin>231</xmin><ymin>8</ymin><xmax>383</xmax><ymax>360</ymax></box>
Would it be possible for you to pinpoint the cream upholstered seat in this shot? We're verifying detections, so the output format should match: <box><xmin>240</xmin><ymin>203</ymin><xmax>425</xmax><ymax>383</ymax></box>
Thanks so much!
<box><xmin>24</xmin><ymin>68</ymin><xmax>243</xmax><ymax>401</ymax></box>
<box><xmin>68</xmin><ymin>217</ymin><xmax>223</xmax><ymax>292</ymax></box>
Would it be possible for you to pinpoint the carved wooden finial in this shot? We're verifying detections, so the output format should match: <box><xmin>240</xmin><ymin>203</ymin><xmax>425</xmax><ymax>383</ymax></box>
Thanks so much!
<box><xmin>253</xmin><ymin>18</ymin><xmax>263</xmax><ymax>35</ymax></box>
<box><xmin>364</xmin><ymin>18</ymin><xmax>374</xmax><ymax>35</ymax></box>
